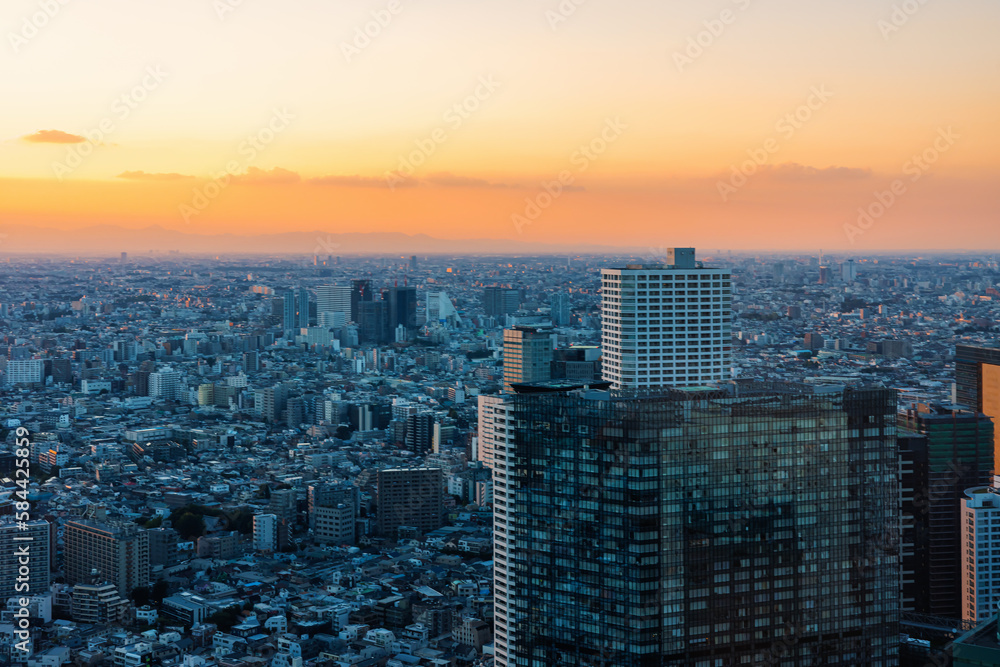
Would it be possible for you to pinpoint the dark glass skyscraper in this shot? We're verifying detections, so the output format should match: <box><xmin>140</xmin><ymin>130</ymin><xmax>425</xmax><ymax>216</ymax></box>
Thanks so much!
<box><xmin>493</xmin><ymin>381</ymin><xmax>899</xmax><ymax>666</ymax></box>
<box><xmin>956</xmin><ymin>344</ymin><xmax>1000</xmax><ymax>461</ymax></box>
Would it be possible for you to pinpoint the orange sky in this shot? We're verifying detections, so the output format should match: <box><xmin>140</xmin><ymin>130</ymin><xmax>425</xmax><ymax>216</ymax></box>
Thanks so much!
<box><xmin>2</xmin><ymin>0</ymin><xmax>998</xmax><ymax>250</ymax></box>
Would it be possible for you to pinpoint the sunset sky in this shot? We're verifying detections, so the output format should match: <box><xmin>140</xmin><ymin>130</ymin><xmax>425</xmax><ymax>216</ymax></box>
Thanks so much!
<box><xmin>1</xmin><ymin>0</ymin><xmax>998</xmax><ymax>251</ymax></box>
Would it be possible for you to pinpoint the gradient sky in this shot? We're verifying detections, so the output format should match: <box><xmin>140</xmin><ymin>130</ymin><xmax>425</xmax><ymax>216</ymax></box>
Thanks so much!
<box><xmin>1</xmin><ymin>0</ymin><xmax>998</xmax><ymax>250</ymax></box>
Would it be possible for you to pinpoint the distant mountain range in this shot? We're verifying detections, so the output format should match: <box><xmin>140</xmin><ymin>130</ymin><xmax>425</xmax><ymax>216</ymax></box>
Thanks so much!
<box><xmin>0</xmin><ymin>224</ymin><xmax>637</xmax><ymax>256</ymax></box>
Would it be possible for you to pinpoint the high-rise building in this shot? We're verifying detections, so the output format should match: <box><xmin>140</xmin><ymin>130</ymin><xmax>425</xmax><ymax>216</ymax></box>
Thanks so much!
<box><xmin>255</xmin><ymin>383</ymin><xmax>288</xmax><ymax>423</ymax></box>
<box><xmin>0</xmin><ymin>518</ymin><xmax>50</xmax><ymax>600</ymax></box>
<box><xmin>147</xmin><ymin>527</ymin><xmax>179</xmax><ymax>568</ymax></box>
<box><xmin>600</xmin><ymin>247</ymin><xmax>731</xmax><ymax>389</ymax></box>
<box><xmin>377</xmin><ymin>467</ymin><xmax>444</xmax><ymax>537</ymax></box>
<box><xmin>426</xmin><ymin>291</ymin><xmax>462</xmax><ymax>327</ymax></box>
<box><xmin>484</xmin><ymin>287</ymin><xmax>521</xmax><ymax>319</ymax></box>
<box><xmin>308</xmin><ymin>483</ymin><xmax>359</xmax><ymax>529</ymax></box>
<box><xmin>960</xmin><ymin>483</ymin><xmax>1000</xmax><ymax>622</ymax></box>
<box><xmin>253</xmin><ymin>514</ymin><xmax>278</xmax><ymax>552</ymax></box>
<box><xmin>956</xmin><ymin>344</ymin><xmax>1000</xmax><ymax>461</ymax></box>
<box><xmin>64</xmin><ymin>519</ymin><xmax>149</xmax><ymax>597</ymax></box>
<box><xmin>283</xmin><ymin>288</ymin><xmax>310</xmax><ymax>333</ymax></box>
<box><xmin>358</xmin><ymin>299</ymin><xmax>390</xmax><ymax>344</ymax></box>
<box><xmin>493</xmin><ymin>381</ymin><xmax>899</xmax><ymax>667</ymax></box>
<box><xmin>550</xmin><ymin>292</ymin><xmax>571</xmax><ymax>326</ymax></box>
<box><xmin>4</xmin><ymin>359</ymin><xmax>44</xmax><ymax>386</ymax></box>
<box><xmin>404</xmin><ymin>412</ymin><xmax>435</xmax><ymax>453</ymax></box>
<box><xmin>386</xmin><ymin>285</ymin><xmax>418</xmax><ymax>332</ymax></box>
<box><xmin>502</xmin><ymin>327</ymin><xmax>553</xmax><ymax>392</ymax></box>
<box><xmin>315</xmin><ymin>284</ymin><xmax>352</xmax><ymax>319</ymax></box>
<box><xmin>313</xmin><ymin>504</ymin><xmax>355</xmax><ymax>546</ymax></box>
<box><xmin>148</xmin><ymin>368</ymin><xmax>181</xmax><ymax>401</ymax></box>
<box><xmin>898</xmin><ymin>404</ymin><xmax>994</xmax><ymax>618</ymax></box>
<box><xmin>351</xmin><ymin>279</ymin><xmax>373</xmax><ymax>323</ymax></box>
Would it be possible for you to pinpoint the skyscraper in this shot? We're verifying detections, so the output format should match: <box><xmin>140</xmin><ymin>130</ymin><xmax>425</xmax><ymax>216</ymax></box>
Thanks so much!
<box><xmin>484</xmin><ymin>286</ymin><xmax>521</xmax><ymax>319</ymax></box>
<box><xmin>601</xmin><ymin>247</ymin><xmax>731</xmax><ymax>389</ymax></box>
<box><xmin>493</xmin><ymin>381</ymin><xmax>899</xmax><ymax>666</ymax></box>
<box><xmin>898</xmin><ymin>404</ymin><xmax>994</xmax><ymax>618</ymax></box>
<box><xmin>315</xmin><ymin>284</ymin><xmax>352</xmax><ymax>319</ymax></box>
<box><xmin>283</xmin><ymin>288</ymin><xmax>310</xmax><ymax>333</ymax></box>
<box><xmin>960</xmin><ymin>484</ymin><xmax>1000</xmax><ymax>623</ymax></box>
<box><xmin>64</xmin><ymin>519</ymin><xmax>149</xmax><ymax>597</ymax></box>
<box><xmin>550</xmin><ymin>292</ymin><xmax>571</xmax><ymax>326</ymax></box>
<box><xmin>956</xmin><ymin>344</ymin><xmax>1000</xmax><ymax>461</ymax></box>
<box><xmin>502</xmin><ymin>326</ymin><xmax>553</xmax><ymax>392</ymax></box>
<box><xmin>351</xmin><ymin>279</ymin><xmax>372</xmax><ymax>323</ymax></box>
<box><xmin>386</xmin><ymin>285</ymin><xmax>418</xmax><ymax>332</ymax></box>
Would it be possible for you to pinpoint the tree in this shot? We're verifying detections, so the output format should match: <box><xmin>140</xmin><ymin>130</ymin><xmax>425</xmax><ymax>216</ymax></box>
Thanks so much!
<box><xmin>144</xmin><ymin>516</ymin><xmax>162</xmax><ymax>529</ymax></box>
<box><xmin>151</xmin><ymin>580</ymin><xmax>169</xmax><ymax>604</ymax></box>
<box><xmin>131</xmin><ymin>586</ymin><xmax>151</xmax><ymax>607</ymax></box>
<box><xmin>206</xmin><ymin>605</ymin><xmax>242</xmax><ymax>632</ymax></box>
<box><xmin>173</xmin><ymin>512</ymin><xmax>206</xmax><ymax>540</ymax></box>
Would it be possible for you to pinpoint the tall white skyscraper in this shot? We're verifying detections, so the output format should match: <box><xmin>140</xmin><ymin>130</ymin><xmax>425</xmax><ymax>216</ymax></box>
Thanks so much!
<box><xmin>601</xmin><ymin>248</ymin><xmax>731</xmax><ymax>389</ymax></box>
<box><xmin>961</xmin><ymin>483</ymin><xmax>1000</xmax><ymax>622</ymax></box>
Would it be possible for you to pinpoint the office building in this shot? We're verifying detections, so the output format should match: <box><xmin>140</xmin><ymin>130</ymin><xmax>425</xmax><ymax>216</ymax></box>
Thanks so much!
<box><xmin>484</xmin><ymin>287</ymin><xmax>520</xmax><ymax>319</ymax></box>
<box><xmin>253</xmin><ymin>514</ymin><xmax>279</xmax><ymax>552</ymax></box>
<box><xmin>0</xmin><ymin>518</ymin><xmax>50</xmax><ymax>600</ymax></box>
<box><xmin>493</xmin><ymin>381</ymin><xmax>899</xmax><ymax>667</ymax></box>
<box><xmin>404</xmin><ymin>412</ymin><xmax>435</xmax><ymax>453</ymax></box>
<box><xmin>308</xmin><ymin>483</ymin><xmax>359</xmax><ymax>529</ymax></box>
<box><xmin>64</xmin><ymin>519</ymin><xmax>149</xmax><ymax>597</ymax></box>
<box><xmin>502</xmin><ymin>327</ymin><xmax>553</xmax><ymax>392</ymax></box>
<box><xmin>358</xmin><ymin>299</ymin><xmax>390</xmax><ymax>344</ymax></box>
<box><xmin>315</xmin><ymin>284</ymin><xmax>352</xmax><ymax>319</ymax></box>
<box><xmin>377</xmin><ymin>467</ymin><xmax>444</xmax><ymax>537</ymax></box>
<box><xmin>600</xmin><ymin>247</ymin><xmax>731</xmax><ymax>389</ymax></box>
<box><xmin>147</xmin><ymin>527</ymin><xmax>179</xmax><ymax>568</ymax></box>
<box><xmin>283</xmin><ymin>288</ymin><xmax>310</xmax><ymax>333</ymax></box>
<box><xmin>426</xmin><ymin>291</ymin><xmax>462</xmax><ymax>327</ymax></box>
<box><xmin>550</xmin><ymin>292</ymin><xmax>571</xmax><ymax>326</ymax></box>
<box><xmin>898</xmin><ymin>404</ymin><xmax>994</xmax><ymax>618</ymax></box>
<box><xmin>386</xmin><ymin>285</ymin><xmax>418</xmax><ymax>332</ymax></box>
<box><xmin>956</xmin><ymin>344</ymin><xmax>1000</xmax><ymax>461</ymax></box>
<box><xmin>350</xmin><ymin>279</ymin><xmax>373</xmax><ymax>323</ymax></box>
<box><xmin>313</xmin><ymin>504</ymin><xmax>355</xmax><ymax>546</ymax></box>
<box><xmin>477</xmin><ymin>394</ymin><xmax>513</xmax><ymax>471</ymax></box>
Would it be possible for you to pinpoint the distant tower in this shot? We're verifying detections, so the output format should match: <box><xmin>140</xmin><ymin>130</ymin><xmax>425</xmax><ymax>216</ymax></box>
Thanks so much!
<box><xmin>410</xmin><ymin>255</ymin><xmax>418</xmax><ymax>271</ymax></box>
<box><xmin>120</xmin><ymin>252</ymin><xmax>127</xmax><ymax>264</ymax></box>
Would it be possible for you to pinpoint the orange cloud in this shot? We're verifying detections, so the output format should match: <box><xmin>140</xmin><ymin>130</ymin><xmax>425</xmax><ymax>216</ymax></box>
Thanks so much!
<box><xmin>231</xmin><ymin>166</ymin><xmax>301</xmax><ymax>184</ymax></box>
<box><xmin>21</xmin><ymin>130</ymin><xmax>86</xmax><ymax>144</ymax></box>
<box><xmin>118</xmin><ymin>170</ymin><xmax>194</xmax><ymax>181</ymax></box>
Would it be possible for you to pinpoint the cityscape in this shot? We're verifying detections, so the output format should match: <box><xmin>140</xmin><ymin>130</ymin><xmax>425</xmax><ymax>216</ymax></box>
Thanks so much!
<box><xmin>3</xmin><ymin>0</ymin><xmax>1000</xmax><ymax>665</ymax></box>
<box><xmin>1</xmin><ymin>249</ymin><xmax>1000</xmax><ymax>665</ymax></box>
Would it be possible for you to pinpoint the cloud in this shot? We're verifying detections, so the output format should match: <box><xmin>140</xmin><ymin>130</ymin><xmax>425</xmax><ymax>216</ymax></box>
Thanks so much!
<box><xmin>423</xmin><ymin>172</ymin><xmax>518</xmax><ymax>189</ymax></box>
<box><xmin>117</xmin><ymin>170</ymin><xmax>194</xmax><ymax>181</ymax></box>
<box><xmin>231</xmin><ymin>166</ymin><xmax>302</xmax><ymax>184</ymax></box>
<box><xmin>22</xmin><ymin>130</ymin><xmax>86</xmax><ymax>144</ymax></box>
<box><xmin>761</xmin><ymin>163</ymin><xmax>872</xmax><ymax>182</ymax></box>
<box><xmin>308</xmin><ymin>174</ymin><xmax>404</xmax><ymax>188</ymax></box>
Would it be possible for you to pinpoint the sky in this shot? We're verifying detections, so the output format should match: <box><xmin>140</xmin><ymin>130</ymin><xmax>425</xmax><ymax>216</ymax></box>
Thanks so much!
<box><xmin>1</xmin><ymin>0</ymin><xmax>998</xmax><ymax>251</ymax></box>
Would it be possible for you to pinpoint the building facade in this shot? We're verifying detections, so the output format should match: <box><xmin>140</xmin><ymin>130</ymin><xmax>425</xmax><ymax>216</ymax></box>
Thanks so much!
<box><xmin>600</xmin><ymin>248</ymin><xmax>731</xmax><ymax>389</ymax></box>
<box><xmin>494</xmin><ymin>382</ymin><xmax>900</xmax><ymax>666</ymax></box>
<box><xmin>64</xmin><ymin>520</ymin><xmax>149</xmax><ymax>597</ymax></box>
<box><xmin>502</xmin><ymin>327</ymin><xmax>553</xmax><ymax>393</ymax></box>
